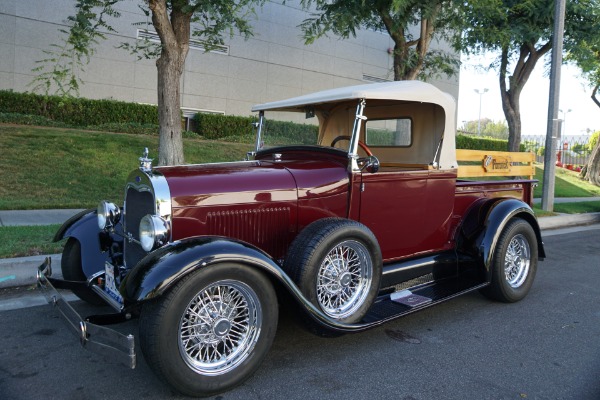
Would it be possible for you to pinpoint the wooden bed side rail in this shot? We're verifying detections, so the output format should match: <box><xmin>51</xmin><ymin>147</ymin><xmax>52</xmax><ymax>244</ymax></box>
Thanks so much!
<box><xmin>456</xmin><ymin>149</ymin><xmax>535</xmax><ymax>179</ymax></box>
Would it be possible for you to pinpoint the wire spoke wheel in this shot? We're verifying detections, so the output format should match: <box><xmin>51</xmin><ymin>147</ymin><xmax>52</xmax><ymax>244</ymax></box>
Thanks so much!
<box><xmin>178</xmin><ymin>280</ymin><xmax>262</xmax><ymax>376</ymax></box>
<box><xmin>503</xmin><ymin>234</ymin><xmax>531</xmax><ymax>288</ymax></box>
<box><xmin>316</xmin><ymin>240</ymin><xmax>373</xmax><ymax>319</ymax></box>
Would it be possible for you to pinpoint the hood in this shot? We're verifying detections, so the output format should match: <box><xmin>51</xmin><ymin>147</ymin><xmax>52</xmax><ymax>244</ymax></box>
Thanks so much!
<box><xmin>156</xmin><ymin>158</ymin><xmax>350</xmax><ymax>208</ymax></box>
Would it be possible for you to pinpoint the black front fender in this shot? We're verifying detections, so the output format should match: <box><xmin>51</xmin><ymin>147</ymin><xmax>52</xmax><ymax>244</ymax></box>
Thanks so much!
<box><xmin>53</xmin><ymin>209</ymin><xmax>113</xmax><ymax>277</ymax></box>
<box><xmin>120</xmin><ymin>236</ymin><xmax>383</xmax><ymax>333</ymax></box>
<box><xmin>458</xmin><ymin>198</ymin><xmax>545</xmax><ymax>281</ymax></box>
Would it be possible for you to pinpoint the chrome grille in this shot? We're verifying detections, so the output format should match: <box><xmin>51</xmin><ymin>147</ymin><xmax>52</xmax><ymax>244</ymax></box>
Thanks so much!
<box><xmin>124</xmin><ymin>187</ymin><xmax>155</xmax><ymax>268</ymax></box>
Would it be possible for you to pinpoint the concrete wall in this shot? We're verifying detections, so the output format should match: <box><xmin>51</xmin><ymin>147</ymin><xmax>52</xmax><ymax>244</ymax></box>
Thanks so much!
<box><xmin>0</xmin><ymin>0</ymin><xmax>459</xmax><ymax>117</ymax></box>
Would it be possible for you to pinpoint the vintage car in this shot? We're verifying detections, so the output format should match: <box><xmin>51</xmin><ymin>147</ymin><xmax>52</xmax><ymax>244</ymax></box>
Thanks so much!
<box><xmin>38</xmin><ymin>81</ymin><xmax>544</xmax><ymax>397</ymax></box>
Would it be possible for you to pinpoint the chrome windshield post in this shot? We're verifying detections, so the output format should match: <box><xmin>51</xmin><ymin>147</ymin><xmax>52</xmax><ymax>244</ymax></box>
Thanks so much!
<box><xmin>254</xmin><ymin>111</ymin><xmax>265</xmax><ymax>154</ymax></box>
<box><xmin>349</xmin><ymin>99</ymin><xmax>367</xmax><ymax>172</ymax></box>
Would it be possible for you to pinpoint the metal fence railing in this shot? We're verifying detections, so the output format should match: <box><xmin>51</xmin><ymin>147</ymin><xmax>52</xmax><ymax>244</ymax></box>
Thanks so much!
<box><xmin>521</xmin><ymin>135</ymin><xmax>593</xmax><ymax>167</ymax></box>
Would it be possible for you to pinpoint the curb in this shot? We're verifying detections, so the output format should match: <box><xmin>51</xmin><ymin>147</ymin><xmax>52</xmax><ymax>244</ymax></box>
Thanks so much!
<box><xmin>537</xmin><ymin>212</ymin><xmax>600</xmax><ymax>230</ymax></box>
<box><xmin>0</xmin><ymin>254</ymin><xmax>62</xmax><ymax>289</ymax></box>
<box><xmin>1</xmin><ymin>213</ymin><xmax>600</xmax><ymax>291</ymax></box>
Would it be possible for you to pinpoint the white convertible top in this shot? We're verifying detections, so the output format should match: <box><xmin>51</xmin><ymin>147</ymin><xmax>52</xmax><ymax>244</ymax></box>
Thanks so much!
<box><xmin>251</xmin><ymin>80</ymin><xmax>455</xmax><ymax>115</ymax></box>
<box><xmin>252</xmin><ymin>80</ymin><xmax>458</xmax><ymax>170</ymax></box>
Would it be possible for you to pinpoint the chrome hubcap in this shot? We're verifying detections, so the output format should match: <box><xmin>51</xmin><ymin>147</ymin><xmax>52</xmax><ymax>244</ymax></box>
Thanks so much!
<box><xmin>504</xmin><ymin>234</ymin><xmax>531</xmax><ymax>288</ymax></box>
<box><xmin>316</xmin><ymin>240</ymin><xmax>372</xmax><ymax>319</ymax></box>
<box><xmin>178</xmin><ymin>280</ymin><xmax>262</xmax><ymax>376</ymax></box>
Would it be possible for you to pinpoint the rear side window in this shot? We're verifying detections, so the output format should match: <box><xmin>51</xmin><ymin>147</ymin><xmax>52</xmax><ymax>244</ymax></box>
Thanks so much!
<box><xmin>365</xmin><ymin>118</ymin><xmax>412</xmax><ymax>147</ymax></box>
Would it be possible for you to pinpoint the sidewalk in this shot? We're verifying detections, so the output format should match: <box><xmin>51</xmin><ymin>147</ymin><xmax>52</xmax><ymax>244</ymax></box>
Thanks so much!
<box><xmin>1</xmin><ymin>206</ymin><xmax>600</xmax><ymax>290</ymax></box>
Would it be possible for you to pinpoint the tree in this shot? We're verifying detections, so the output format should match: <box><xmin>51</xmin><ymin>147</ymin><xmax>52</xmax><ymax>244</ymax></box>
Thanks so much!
<box><xmin>460</xmin><ymin>118</ymin><xmax>509</xmax><ymax>139</ymax></box>
<box><xmin>32</xmin><ymin>0</ymin><xmax>264</xmax><ymax>166</ymax></box>
<box><xmin>455</xmin><ymin>0</ymin><xmax>599</xmax><ymax>152</ymax></box>
<box><xmin>568</xmin><ymin>33</ymin><xmax>600</xmax><ymax>185</ymax></box>
<box><xmin>299</xmin><ymin>0</ymin><xmax>460</xmax><ymax>81</ymax></box>
<box><xmin>579</xmin><ymin>131</ymin><xmax>600</xmax><ymax>185</ymax></box>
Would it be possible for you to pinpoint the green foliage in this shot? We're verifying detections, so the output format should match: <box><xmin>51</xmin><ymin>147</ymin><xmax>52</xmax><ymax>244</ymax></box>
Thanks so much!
<box><xmin>0</xmin><ymin>125</ymin><xmax>251</xmax><ymax>210</ymax></box>
<box><xmin>456</xmin><ymin>134</ymin><xmax>523</xmax><ymax>151</ymax></box>
<box><xmin>30</xmin><ymin>0</ymin><xmax>121</xmax><ymax>96</ymax></box>
<box><xmin>453</xmin><ymin>0</ymin><xmax>600</xmax><ymax>151</ymax></box>
<box><xmin>195</xmin><ymin>113</ymin><xmax>255</xmax><ymax>140</ymax></box>
<box><xmin>589</xmin><ymin>130</ymin><xmax>600</xmax><ymax>151</ymax></box>
<box><xmin>571</xmin><ymin>143</ymin><xmax>588</xmax><ymax>155</ymax></box>
<box><xmin>460</xmin><ymin>118</ymin><xmax>509</xmax><ymax>139</ymax></box>
<box><xmin>0</xmin><ymin>90</ymin><xmax>158</xmax><ymax>126</ymax></box>
<box><xmin>300</xmin><ymin>0</ymin><xmax>460</xmax><ymax>80</ymax></box>
<box><xmin>195</xmin><ymin>113</ymin><xmax>318</xmax><ymax>145</ymax></box>
<box><xmin>537</xmin><ymin>146</ymin><xmax>545</xmax><ymax>157</ymax></box>
<box><xmin>0</xmin><ymin>112</ymin><xmax>70</xmax><ymax>128</ymax></box>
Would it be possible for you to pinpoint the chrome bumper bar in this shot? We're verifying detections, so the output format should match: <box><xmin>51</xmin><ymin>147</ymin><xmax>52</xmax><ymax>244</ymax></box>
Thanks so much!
<box><xmin>37</xmin><ymin>258</ymin><xmax>136</xmax><ymax>369</ymax></box>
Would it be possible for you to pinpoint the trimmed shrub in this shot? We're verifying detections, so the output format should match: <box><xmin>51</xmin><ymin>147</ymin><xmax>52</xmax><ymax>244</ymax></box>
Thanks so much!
<box><xmin>195</xmin><ymin>113</ymin><xmax>255</xmax><ymax>140</ymax></box>
<box><xmin>0</xmin><ymin>90</ymin><xmax>158</xmax><ymax>126</ymax></box>
<box><xmin>0</xmin><ymin>112</ymin><xmax>70</xmax><ymax>127</ymax></box>
<box><xmin>195</xmin><ymin>113</ymin><xmax>318</xmax><ymax>144</ymax></box>
<box><xmin>457</xmin><ymin>134</ymin><xmax>525</xmax><ymax>152</ymax></box>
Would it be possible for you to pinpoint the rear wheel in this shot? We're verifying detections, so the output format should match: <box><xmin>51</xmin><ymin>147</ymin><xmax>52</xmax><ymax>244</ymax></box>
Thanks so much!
<box><xmin>139</xmin><ymin>264</ymin><xmax>278</xmax><ymax>397</ymax></box>
<box><xmin>61</xmin><ymin>238</ymin><xmax>103</xmax><ymax>305</ymax></box>
<box><xmin>480</xmin><ymin>218</ymin><xmax>538</xmax><ymax>302</ymax></box>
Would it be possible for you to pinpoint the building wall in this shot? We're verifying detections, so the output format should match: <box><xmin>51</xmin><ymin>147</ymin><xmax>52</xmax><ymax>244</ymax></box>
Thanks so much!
<box><xmin>0</xmin><ymin>0</ymin><xmax>459</xmax><ymax>118</ymax></box>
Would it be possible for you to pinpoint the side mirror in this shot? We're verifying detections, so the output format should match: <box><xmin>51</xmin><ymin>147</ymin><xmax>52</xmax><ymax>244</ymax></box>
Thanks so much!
<box><xmin>359</xmin><ymin>156</ymin><xmax>380</xmax><ymax>173</ymax></box>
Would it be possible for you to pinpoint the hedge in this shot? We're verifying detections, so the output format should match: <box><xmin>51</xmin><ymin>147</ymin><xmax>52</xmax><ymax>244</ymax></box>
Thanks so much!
<box><xmin>0</xmin><ymin>90</ymin><xmax>158</xmax><ymax>126</ymax></box>
<box><xmin>0</xmin><ymin>90</ymin><xmax>520</xmax><ymax>152</ymax></box>
<box><xmin>195</xmin><ymin>113</ymin><xmax>318</xmax><ymax>145</ymax></box>
<box><xmin>456</xmin><ymin>134</ymin><xmax>524</xmax><ymax>152</ymax></box>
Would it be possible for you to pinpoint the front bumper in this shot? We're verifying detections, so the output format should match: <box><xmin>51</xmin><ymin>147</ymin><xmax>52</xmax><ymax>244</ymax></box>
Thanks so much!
<box><xmin>36</xmin><ymin>257</ymin><xmax>136</xmax><ymax>369</ymax></box>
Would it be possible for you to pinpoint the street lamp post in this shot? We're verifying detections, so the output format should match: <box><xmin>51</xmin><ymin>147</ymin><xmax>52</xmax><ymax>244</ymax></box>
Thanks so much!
<box><xmin>559</xmin><ymin>108</ymin><xmax>572</xmax><ymax>136</ymax></box>
<box><xmin>474</xmin><ymin>88</ymin><xmax>489</xmax><ymax>136</ymax></box>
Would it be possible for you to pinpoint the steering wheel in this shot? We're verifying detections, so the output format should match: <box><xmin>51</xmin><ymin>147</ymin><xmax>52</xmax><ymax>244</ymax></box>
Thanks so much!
<box><xmin>331</xmin><ymin>135</ymin><xmax>373</xmax><ymax>157</ymax></box>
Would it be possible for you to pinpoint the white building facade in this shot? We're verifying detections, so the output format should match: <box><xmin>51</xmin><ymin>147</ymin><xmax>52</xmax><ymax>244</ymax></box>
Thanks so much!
<box><xmin>0</xmin><ymin>0</ymin><xmax>459</xmax><ymax>118</ymax></box>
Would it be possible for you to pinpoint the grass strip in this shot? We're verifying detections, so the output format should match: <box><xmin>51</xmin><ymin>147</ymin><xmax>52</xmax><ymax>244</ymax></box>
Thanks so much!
<box><xmin>0</xmin><ymin>125</ymin><xmax>251</xmax><ymax>210</ymax></box>
<box><xmin>0</xmin><ymin>224</ymin><xmax>63</xmax><ymax>258</ymax></box>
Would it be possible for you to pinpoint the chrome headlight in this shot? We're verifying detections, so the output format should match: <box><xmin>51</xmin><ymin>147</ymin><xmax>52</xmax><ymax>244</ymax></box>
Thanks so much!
<box><xmin>139</xmin><ymin>215</ymin><xmax>170</xmax><ymax>252</ymax></box>
<box><xmin>97</xmin><ymin>201</ymin><xmax>121</xmax><ymax>230</ymax></box>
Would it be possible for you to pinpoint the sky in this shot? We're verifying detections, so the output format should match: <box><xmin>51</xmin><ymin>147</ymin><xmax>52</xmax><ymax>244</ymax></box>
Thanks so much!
<box><xmin>457</xmin><ymin>53</ymin><xmax>599</xmax><ymax>139</ymax></box>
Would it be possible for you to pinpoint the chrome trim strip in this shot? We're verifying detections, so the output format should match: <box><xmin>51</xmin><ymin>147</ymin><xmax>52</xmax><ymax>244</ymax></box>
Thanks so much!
<box><xmin>37</xmin><ymin>258</ymin><xmax>136</xmax><ymax>369</ymax></box>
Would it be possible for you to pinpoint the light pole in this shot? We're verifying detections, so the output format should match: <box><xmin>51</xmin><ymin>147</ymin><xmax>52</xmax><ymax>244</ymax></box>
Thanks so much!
<box><xmin>559</xmin><ymin>108</ymin><xmax>571</xmax><ymax>136</ymax></box>
<box><xmin>474</xmin><ymin>88</ymin><xmax>489</xmax><ymax>135</ymax></box>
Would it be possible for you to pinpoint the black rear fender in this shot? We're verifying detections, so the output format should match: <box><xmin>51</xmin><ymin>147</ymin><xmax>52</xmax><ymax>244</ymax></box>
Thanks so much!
<box><xmin>457</xmin><ymin>198</ymin><xmax>545</xmax><ymax>281</ymax></box>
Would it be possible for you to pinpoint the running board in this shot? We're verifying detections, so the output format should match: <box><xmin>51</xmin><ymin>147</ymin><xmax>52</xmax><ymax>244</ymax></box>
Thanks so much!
<box><xmin>360</xmin><ymin>275</ymin><xmax>488</xmax><ymax>325</ymax></box>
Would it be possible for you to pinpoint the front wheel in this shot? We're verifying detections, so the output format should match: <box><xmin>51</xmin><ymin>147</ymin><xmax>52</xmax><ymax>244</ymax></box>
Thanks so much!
<box><xmin>480</xmin><ymin>218</ymin><xmax>538</xmax><ymax>303</ymax></box>
<box><xmin>139</xmin><ymin>264</ymin><xmax>278</xmax><ymax>397</ymax></box>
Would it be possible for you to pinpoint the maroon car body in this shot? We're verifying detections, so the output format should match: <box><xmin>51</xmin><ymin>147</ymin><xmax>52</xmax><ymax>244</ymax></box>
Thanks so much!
<box><xmin>38</xmin><ymin>81</ymin><xmax>544</xmax><ymax>397</ymax></box>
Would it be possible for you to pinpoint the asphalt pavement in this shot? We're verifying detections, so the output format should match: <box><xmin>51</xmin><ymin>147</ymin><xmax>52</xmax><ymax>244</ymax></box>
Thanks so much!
<box><xmin>1</xmin><ymin>227</ymin><xmax>599</xmax><ymax>399</ymax></box>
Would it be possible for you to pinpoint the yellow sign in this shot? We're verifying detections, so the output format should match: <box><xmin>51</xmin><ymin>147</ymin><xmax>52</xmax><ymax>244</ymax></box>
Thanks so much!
<box><xmin>483</xmin><ymin>155</ymin><xmax>511</xmax><ymax>173</ymax></box>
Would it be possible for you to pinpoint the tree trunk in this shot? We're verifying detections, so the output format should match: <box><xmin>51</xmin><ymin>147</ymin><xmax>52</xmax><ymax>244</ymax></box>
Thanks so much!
<box><xmin>580</xmin><ymin>85</ymin><xmax>600</xmax><ymax>185</ymax></box>
<box><xmin>581</xmin><ymin>140</ymin><xmax>600</xmax><ymax>185</ymax></box>
<box><xmin>498</xmin><ymin>43</ymin><xmax>551</xmax><ymax>152</ymax></box>
<box><xmin>149</xmin><ymin>0</ymin><xmax>190</xmax><ymax>166</ymax></box>
<box><xmin>156</xmin><ymin>56</ymin><xmax>185</xmax><ymax>166</ymax></box>
<box><xmin>502</xmin><ymin>90</ymin><xmax>522</xmax><ymax>152</ymax></box>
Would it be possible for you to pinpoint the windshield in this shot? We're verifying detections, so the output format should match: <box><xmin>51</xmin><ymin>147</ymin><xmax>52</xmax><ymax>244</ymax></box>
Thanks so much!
<box><xmin>257</xmin><ymin>111</ymin><xmax>319</xmax><ymax>149</ymax></box>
